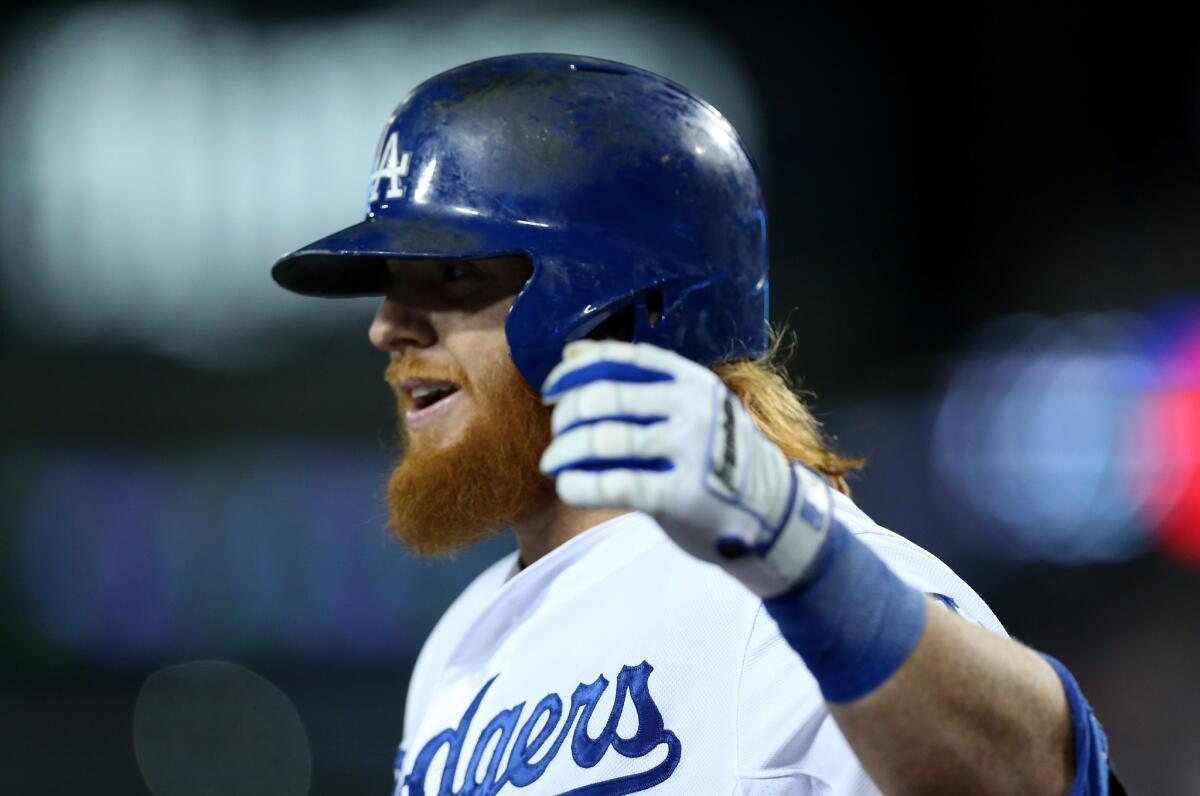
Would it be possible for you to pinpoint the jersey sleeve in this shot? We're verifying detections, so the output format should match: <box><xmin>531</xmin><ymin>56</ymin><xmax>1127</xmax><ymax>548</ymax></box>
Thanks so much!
<box><xmin>829</xmin><ymin>492</ymin><xmax>1006</xmax><ymax>635</ymax></box>
<box><xmin>735</xmin><ymin>493</ymin><xmax>1007</xmax><ymax>792</ymax></box>
<box><xmin>735</xmin><ymin>602</ymin><xmax>885</xmax><ymax>794</ymax></box>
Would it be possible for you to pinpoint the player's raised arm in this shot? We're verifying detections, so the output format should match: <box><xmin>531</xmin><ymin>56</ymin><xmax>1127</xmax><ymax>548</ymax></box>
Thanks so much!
<box><xmin>540</xmin><ymin>338</ymin><xmax>1114</xmax><ymax>796</ymax></box>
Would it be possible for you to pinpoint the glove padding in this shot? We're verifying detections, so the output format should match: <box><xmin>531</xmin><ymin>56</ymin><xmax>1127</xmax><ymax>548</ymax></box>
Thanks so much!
<box><xmin>540</xmin><ymin>340</ymin><xmax>835</xmax><ymax>597</ymax></box>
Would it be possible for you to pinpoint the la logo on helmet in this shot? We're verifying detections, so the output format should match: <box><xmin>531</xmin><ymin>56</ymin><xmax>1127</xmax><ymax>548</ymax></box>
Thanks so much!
<box><xmin>369</xmin><ymin>131</ymin><xmax>411</xmax><ymax>203</ymax></box>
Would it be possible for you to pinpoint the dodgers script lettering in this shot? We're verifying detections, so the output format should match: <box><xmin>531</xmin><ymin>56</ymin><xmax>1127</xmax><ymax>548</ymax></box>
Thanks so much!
<box><xmin>395</xmin><ymin>661</ymin><xmax>681</xmax><ymax>796</ymax></box>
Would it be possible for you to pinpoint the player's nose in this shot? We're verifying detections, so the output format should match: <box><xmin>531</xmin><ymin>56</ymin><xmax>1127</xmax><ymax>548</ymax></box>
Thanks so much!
<box><xmin>368</xmin><ymin>297</ymin><xmax>436</xmax><ymax>354</ymax></box>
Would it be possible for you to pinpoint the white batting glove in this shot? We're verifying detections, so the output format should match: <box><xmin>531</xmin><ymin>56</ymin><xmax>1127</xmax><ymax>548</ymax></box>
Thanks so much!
<box><xmin>539</xmin><ymin>340</ymin><xmax>836</xmax><ymax>598</ymax></box>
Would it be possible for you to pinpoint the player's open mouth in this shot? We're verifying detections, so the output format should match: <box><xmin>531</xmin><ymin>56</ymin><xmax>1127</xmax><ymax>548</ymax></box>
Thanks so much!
<box><xmin>401</xmin><ymin>379</ymin><xmax>464</xmax><ymax>429</ymax></box>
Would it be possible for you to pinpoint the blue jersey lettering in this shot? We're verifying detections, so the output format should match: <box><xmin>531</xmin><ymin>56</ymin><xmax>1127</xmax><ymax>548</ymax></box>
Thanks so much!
<box><xmin>398</xmin><ymin>661</ymin><xmax>680</xmax><ymax>795</ymax></box>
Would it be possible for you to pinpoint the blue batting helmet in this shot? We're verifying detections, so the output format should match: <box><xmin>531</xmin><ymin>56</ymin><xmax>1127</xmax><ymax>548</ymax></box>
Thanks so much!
<box><xmin>271</xmin><ymin>53</ymin><xmax>769</xmax><ymax>391</ymax></box>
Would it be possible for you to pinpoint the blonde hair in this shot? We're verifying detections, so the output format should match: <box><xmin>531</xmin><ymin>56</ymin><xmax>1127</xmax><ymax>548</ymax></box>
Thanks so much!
<box><xmin>713</xmin><ymin>327</ymin><xmax>864</xmax><ymax>497</ymax></box>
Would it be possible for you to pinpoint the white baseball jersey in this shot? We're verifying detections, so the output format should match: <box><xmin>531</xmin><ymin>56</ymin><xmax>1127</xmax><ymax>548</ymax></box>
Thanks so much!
<box><xmin>393</xmin><ymin>491</ymin><xmax>1005</xmax><ymax>795</ymax></box>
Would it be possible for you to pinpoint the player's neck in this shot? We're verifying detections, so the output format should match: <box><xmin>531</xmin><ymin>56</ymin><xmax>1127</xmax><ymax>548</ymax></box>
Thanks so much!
<box><xmin>510</xmin><ymin>498</ymin><xmax>628</xmax><ymax>567</ymax></box>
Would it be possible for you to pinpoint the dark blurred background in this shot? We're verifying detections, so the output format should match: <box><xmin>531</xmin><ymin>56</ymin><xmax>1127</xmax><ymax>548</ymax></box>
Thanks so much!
<box><xmin>2</xmin><ymin>1</ymin><xmax>1197</xmax><ymax>793</ymax></box>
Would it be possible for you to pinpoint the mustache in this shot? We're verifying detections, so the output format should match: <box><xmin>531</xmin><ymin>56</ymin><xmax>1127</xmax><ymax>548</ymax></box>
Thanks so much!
<box><xmin>383</xmin><ymin>359</ymin><xmax>471</xmax><ymax>392</ymax></box>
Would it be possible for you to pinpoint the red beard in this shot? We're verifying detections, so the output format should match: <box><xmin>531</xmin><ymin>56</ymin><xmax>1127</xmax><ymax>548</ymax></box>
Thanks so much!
<box><xmin>383</xmin><ymin>354</ymin><xmax>555</xmax><ymax>556</ymax></box>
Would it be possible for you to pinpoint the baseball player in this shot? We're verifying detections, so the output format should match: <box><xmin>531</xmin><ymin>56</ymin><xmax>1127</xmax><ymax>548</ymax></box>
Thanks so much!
<box><xmin>272</xmin><ymin>54</ymin><xmax>1119</xmax><ymax>795</ymax></box>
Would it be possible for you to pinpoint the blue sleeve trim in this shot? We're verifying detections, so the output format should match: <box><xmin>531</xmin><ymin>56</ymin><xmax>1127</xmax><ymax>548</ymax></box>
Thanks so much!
<box><xmin>928</xmin><ymin>592</ymin><xmax>962</xmax><ymax>613</ymax></box>
<box><xmin>1041</xmin><ymin>653</ymin><xmax>1110</xmax><ymax>796</ymax></box>
<box><xmin>762</xmin><ymin>518</ymin><xmax>928</xmax><ymax>703</ymax></box>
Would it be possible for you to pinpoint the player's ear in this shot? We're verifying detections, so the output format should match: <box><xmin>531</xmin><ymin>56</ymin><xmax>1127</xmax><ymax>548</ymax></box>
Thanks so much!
<box><xmin>582</xmin><ymin>287</ymin><xmax>663</xmax><ymax>344</ymax></box>
<box><xmin>585</xmin><ymin>304</ymin><xmax>636</xmax><ymax>343</ymax></box>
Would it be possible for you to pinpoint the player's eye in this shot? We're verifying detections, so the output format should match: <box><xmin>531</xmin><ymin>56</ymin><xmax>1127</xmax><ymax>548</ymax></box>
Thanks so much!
<box><xmin>439</xmin><ymin>262</ymin><xmax>478</xmax><ymax>283</ymax></box>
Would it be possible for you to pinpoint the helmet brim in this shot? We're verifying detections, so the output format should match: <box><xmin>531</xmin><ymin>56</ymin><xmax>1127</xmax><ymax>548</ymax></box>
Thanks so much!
<box><xmin>271</xmin><ymin>216</ymin><xmax>512</xmax><ymax>297</ymax></box>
